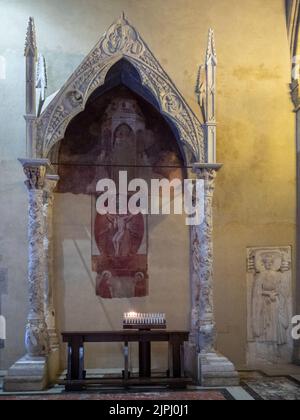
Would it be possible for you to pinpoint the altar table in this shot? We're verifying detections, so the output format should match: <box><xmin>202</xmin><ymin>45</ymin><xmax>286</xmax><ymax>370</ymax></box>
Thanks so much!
<box><xmin>61</xmin><ymin>330</ymin><xmax>190</xmax><ymax>390</ymax></box>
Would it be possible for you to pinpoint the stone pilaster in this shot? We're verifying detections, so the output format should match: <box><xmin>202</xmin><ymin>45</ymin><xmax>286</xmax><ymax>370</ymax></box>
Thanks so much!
<box><xmin>43</xmin><ymin>175</ymin><xmax>59</xmax><ymax>350</ymax></box>
<box><xmin>188</xmin><ymin>163</ymin><xmax>239</xmax><ymax>386</ymax></box>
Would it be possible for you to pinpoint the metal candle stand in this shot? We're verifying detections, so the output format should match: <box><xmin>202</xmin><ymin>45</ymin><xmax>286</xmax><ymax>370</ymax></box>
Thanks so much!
<box><xmin>123</xmin><ymin>312</ymin><xmax>167</xmax><ymax>380</ymax></box>
<box><xmin>123</xmin><ymin>312</ymin><xmax>167</xmax><ymax>330</ymax></box>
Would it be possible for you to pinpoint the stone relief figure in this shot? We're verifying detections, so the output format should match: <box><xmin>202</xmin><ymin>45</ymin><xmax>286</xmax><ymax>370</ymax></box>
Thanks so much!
<box><xmin>247</xmin><ymin>247</ymin><xmax>292</xmax><ymax>365</ymax></box>
<box><xmin>252</xmin><ymin>252</ymin><xmax>289</xmax><ymax>345</ymax></box>
<box><xmin>107</xmin><ymin>24</ymin><xmax>123</xmax><ymax>53</ymax></box>
<box><xmin>101</xmin><ymin>17</ymin><xmax>143</xmax><ymax>57</ymax></box>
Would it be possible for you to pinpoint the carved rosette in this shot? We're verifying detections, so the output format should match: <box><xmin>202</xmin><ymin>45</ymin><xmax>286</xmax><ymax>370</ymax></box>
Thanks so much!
<box><xmin>20</xmin><ymin>159</ymin><xmax>50</xmax><ymax>357</ymax></box>
<box><xmin>191</xmin><ymin>165</ymin><xmax>221</xmax><ymax>354</ymax></box>
<box><xmin>43</xmin><ymin>176</ymin><xmax>59</xmax><ymax>349</ymax></box>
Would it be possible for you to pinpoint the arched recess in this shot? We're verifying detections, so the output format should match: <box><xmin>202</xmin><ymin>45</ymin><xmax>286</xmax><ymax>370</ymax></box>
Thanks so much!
<box><xmin>36</xmin><ymin>14</ymin><xmax>205</xmax><ymax>163</ymax></box>
<box><xmin>52</xmin><ymin>58</ymin><xmax>191</xmax><ymax>370</ymax></box>
<box><xmin>54</xmin><ymin>62</ymin><xmax>188</xmax><ymax>193</ymax></box>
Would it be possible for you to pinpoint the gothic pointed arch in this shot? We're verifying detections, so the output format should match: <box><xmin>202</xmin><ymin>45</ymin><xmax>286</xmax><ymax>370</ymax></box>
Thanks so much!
<box><xmin>36</xmin><ymin>14</ymin><xmax>205</xmax><ymax>163</ymax></box>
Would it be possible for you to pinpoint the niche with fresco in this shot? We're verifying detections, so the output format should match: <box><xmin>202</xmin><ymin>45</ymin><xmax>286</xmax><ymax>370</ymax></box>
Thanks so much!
<box><xmin>56</xmin><ymin>86</ymin><xmax>184</xmax><ymax>299</ymax></box>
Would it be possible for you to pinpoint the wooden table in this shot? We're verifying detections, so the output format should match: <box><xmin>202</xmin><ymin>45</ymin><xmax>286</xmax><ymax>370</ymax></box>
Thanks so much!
<box><xmin>62</xmin><ymin>330</ymin><xmax>190</xmax><ymax>390</ymax></box>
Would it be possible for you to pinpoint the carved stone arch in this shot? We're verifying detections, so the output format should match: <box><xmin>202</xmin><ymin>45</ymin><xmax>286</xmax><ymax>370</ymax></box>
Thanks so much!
<box><xmin>36</xmin><ymin>14</ymin><xmax>205</xmax><ymax>163</ymax></box>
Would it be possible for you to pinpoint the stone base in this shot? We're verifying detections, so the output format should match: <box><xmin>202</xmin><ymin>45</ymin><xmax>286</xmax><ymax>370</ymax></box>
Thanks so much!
<box><xmin>197</xmin><ymin>352</ymin><xmax>240</xmax><ymax>387</ymax></box>
<box><xmin>3</xmin><ymin>355</ymin><xmax>49</xmax><ymax>392</ymax></box>
<box><xmin>184</xmin><ymin>343</ymin><xmax>239</xmax><ymax>387</ymax></box>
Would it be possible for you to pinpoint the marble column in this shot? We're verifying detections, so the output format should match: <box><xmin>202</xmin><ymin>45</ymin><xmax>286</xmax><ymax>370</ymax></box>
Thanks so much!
<box><xmin>4</xmin><ymin>159</ymin><xmax>51</xmax><ymax>392</ymax></box>
<box><xmin>20</xmin><ymin>158</ymin><xmax>50</xmax><ymax>357</ymax></box>
<box><xmin>43</xmin><ymin>175</ymin><xmax>59</xmax><ymax>350</ymax></box>
<box><xmin>191</xmin><ymin>164</ymin><xmax>219</xmax><ymax>354</ymax></box>
<box><xmin>189</xmin><ymin>163</ymin><xmax>239</xmax><ymax>386</ymax></box>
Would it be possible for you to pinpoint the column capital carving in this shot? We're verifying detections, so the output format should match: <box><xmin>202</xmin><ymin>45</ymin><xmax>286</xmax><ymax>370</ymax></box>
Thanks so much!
<box><xmin>193</xmin><ymin>163</ymin><xmax>223</xmax><ymax>176</ymax></box>
<box><xmin>193</xmin><ymin>163</ymin><xmax>223</xmax><ymax>195</ymax></box>
<box><xmin>19</xmin><ymin>158</ymin><xmax>50</xmax><ymax>190</ymax></box>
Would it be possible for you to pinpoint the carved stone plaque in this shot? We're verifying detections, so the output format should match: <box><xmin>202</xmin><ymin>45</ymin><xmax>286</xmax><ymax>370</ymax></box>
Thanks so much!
<box><xmin>247</xmin><ymin>247</ymin><xmax>293</xmax><ymax>365</ymax></box>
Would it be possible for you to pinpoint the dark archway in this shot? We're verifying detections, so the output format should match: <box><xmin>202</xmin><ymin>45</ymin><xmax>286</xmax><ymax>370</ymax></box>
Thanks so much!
<box><xmin>56</xmin><ymin>60</ymin><xmax>186</xmax><ymax>194</ymax></box>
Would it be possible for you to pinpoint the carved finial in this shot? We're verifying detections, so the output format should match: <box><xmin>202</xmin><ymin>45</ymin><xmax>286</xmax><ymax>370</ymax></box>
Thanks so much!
<box><xmin>36</xmin><ymin>54</ymin><xmax>47</xmax><ymax>102</ymax></box>
<box><xmin>196</xmin><ymin>29</ymin><xmax>217</xmax><ymax>163</ymax></box>
<box><xmin>24</xmin><ymin>17</ymin><xmax>37</xmax><ymax>57</ymax></box>
<box><xmin>206</xmin><ymin>28</ymin><xmax>217</xmax><ymax>65</ymax></box>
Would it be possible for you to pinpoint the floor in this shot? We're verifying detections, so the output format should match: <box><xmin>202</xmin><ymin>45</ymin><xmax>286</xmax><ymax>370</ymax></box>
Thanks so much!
<box><xmin>0</xmin><ymin>390</ymin><xmax>230</xmax><ymax>400</ymax></box>
<box><xmin>1</xmin><ymin>366</ymin><xmax>300</xmax><ymax>400</ymax></box>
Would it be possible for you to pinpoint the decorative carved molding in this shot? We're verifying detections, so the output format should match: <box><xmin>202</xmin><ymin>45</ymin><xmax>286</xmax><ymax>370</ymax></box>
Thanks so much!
<box><xmin>19</xmin><ymin>159</ymin><xmax>50</xmax><ymax>190</ymax></box>
<box><xmin>36</xmin><ymin>14</ymin><xmax>205</xmax><ymax>162</ymax></box>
